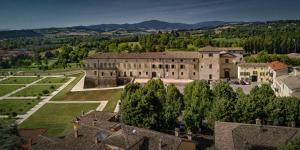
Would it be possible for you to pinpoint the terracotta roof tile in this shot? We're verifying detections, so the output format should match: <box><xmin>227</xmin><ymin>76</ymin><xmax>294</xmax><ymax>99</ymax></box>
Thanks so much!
<box><xmin>269</xmin><ymin>61</ymin><xmax>288</xmax><ymax>70</ymax></box>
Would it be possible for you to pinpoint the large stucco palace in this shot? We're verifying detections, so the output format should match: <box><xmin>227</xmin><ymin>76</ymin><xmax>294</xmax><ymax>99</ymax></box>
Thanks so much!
<box><xmin>84</xmin><ymin>46</ymin><xmax>244</xmax><ymax>87</ymax></box>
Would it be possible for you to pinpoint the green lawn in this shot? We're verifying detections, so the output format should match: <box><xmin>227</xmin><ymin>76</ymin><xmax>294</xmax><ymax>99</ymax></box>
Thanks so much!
<box><xmin>37</xmin><ymin>77</ymin><xmax>70</xmax><ymax>84</ymax></box>
<box><xmin>0</xmin><ymin>99</ymin><xmax>40</xmax><ymax>116</ymax></box>
<box><xmin>0</xmin><ymin>77</ymin><xmax>40</xmax><ymax>84</ymax></box>
<box><xmin>103</xmin><ymin>90</ymin><xmax>123</xmax><ymax>112</ymax></box>
<box><xmin>51</xmin><ymin>73</ymin><xmax>84</xmax><ymax>101</ymax></box>
<box><xmin>19</xmin><ymin>103</ymin><xmax>99</xmax><ymax>136</ymax></box>
<box><xmin>12</xmin><ymin>84</ymin><xmax>61</xmax><ymax>97</ymax></box>
<box><xmin>50</xmin><ymin>72</ymin><xmax>123</xmax><ymax>112</ymax></box>
<box><xmin>54</xmin><ymin>89</ymin><xmax>123</xmax><ymax>101</ymax></box>
<box><xmin>0</xmin><ymin>85</ymin><xmax>25</xmax><ymax>96</ymax></box>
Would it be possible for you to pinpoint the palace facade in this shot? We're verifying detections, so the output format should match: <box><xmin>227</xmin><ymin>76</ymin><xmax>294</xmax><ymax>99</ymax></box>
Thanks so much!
<box><xmin>84</xmin><ymin>46</ymin><xmax>244</xmax><ymax>87</ymax></box>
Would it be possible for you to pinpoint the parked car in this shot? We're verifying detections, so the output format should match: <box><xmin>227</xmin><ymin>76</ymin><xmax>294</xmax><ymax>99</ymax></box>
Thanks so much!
<box><xmin>241</xmin><ymin>80</ymin><xmax>250</xmax><ymax>85</ymax></box>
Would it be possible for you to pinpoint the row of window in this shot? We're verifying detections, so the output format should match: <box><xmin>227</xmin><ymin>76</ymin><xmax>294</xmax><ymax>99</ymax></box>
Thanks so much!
<box><xmin>240</xmin><ymin>72</ymin><xmax>267</xmax><ymax>76</ymax></box>
<box><xmin>122</xmin><ymin>64</ymin><xmax>191</xmax><ymax>69</ymax></box>
<box><xmin>93</xmin><ymin>71</ymin><xmax>198</xmax><ymax>77</ymax></box>
<box><xmin>88</xmin><ymin>63</ymin><xmax>116</xmax><ymax>68</ymax></box>
<box><xmin>89</xmin><ymin>62</ymin><xmax>218</xmax><ymax>70</ymax></box>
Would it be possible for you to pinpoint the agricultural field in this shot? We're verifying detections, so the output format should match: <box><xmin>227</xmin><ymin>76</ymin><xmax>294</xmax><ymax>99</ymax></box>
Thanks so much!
<box><xmin>37</xmin><ymin>77</ymin><xmax>70</xmax><ymax>84</ymax></box>
<box><xmin>0</xmin><ymin>99</ymin><xmax>40</xmax><ymax>116</ymax></box>
<box><xmin>12</xmin><ymin>84</ymin><xmax>61</xmax><ymax>97</ymax></box>
<box><xmin>0</xmin><ymin>77</ymin><xmax>40</xmax><ymax>84</ymax></box>
<box><xmin>19</xmin><ymin>103</ymin><xmax>99</xmax><ymax>136</ymax></box>
<box><xmin>0</xmin><ymin>85</ymin><xmax>25</xmax><ymax>96</ymax></box>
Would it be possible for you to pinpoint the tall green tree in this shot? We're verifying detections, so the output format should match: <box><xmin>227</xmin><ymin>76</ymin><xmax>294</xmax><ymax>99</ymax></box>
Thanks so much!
<box><xmin>162</xmin><ymin>84</ymin><xmax>184</xmax><ymax>130</ymax></box>
<box><xmin>183</xmin><ymin>81</ymin><xmax>212</xmax><ymax>131</ymax></box>
<box><xmin>120</xmin><ymin>79</ymin><xmax>166</xmax><ymax>129</ymax></box>
<box><xmin>249</xmin><ymin>84</ymin><xmax>275</xmax><ymax>120</ymax></box>
<box><xmin>208</xmin><ymin>81</ymin><xmax>237</xmax><ymax>128</ymax></box>
<box><xmin>266</xmin><ymin>97</ymin><xmax>300</xmax><ymax>126</ymax></box>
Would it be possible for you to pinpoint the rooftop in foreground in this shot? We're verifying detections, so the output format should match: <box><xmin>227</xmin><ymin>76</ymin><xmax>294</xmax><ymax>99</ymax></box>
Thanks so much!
<box><xmin>215</xmin><ymin>121</ymin><xmax>300</xmax><ymax>150</ymax></box>
<box><xmin>30</xmin><ymin>111</ymin><xmax>195</xmax><ymax>150</ymax></box>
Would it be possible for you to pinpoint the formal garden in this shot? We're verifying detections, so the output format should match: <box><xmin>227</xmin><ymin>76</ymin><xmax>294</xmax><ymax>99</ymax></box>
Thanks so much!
<box><xmin>11</xmin><ymin>84</ymin><xmax>61</xmax><ymax>97</ymax></box>
<box><xmin>17</xmin><ymin>72</ymin><xmax>122</xmax><ymax>136</ymax></box>
<box><xmin>37</xmin><ymin>77</ymin><xmax>70</xmax><ymax>84</ymax></box>
<box><xmin>0</xmin><ymin>76</ymin><xmax>70</xmax><ymax>117</ymax></box>
<box><xmin>0</xmin><ymin>99</ymin><xmax>40</xmax><ymax>116</ymax></box>
<box><xmin>0</xmin><ymin>85</ymin><xmax>25</xmax><ymax>96</ymax></box>
<box><xmin>0</xmin><ymin>77</ymin><xmax>40</xmax><ymax>84</ymax></box>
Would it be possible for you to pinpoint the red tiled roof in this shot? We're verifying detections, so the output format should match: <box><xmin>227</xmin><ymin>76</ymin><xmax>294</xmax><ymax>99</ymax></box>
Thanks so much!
<box><xmin>269</xmin><ymin>61</ymin><xmax>288</xmax><ymax>70</ymax></box>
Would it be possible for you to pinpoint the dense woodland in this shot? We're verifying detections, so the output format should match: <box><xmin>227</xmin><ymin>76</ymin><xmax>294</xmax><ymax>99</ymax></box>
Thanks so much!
<box><xmin>1</xmin><ymin>21</ymin><xmax>300</xmax><ymax>69</ymax></box>
<box><xmin>121</xmin><ymin>79</ymin><xmax>300</xmax><ymax>133</ymax></box>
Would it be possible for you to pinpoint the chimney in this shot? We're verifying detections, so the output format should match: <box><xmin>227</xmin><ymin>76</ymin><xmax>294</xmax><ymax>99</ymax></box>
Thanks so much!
<box><xmin>94</xmin><ymin>137</ymin><xmax>100</xmax><ymax>144</ymax></box>
<box><xmin>175</xmin><ymin>128</ymin><xmax>180</xmax><ymax>137</ymax></box>
<box><xmin>28</xmin><ymin>138</ymin><xmax>33</xmax><ymax>147</ymax></box>
<box><xmin>256</xmin><ymin>118</ymin><xmax>262</xmax><ymax>125</ymax></box>
<box><xmin>92</xmin><ymin>119</ymin><xmax>97</xmax><ymax>126</ymax></box>
<box><xmin>73</xmin><ymin>119</ymin><xmax>80</xmax><ymax>138</ymax></box>
<box><xmin>187</xmin><ymin>130</ymin><xmax>193</xmax><ymax>141</ymax></box>
<box><xmin>74</xmin><ymin>129</ymin><xmax>79</xmax><ymax>138</ymax></box>
<box><xmin>158</xmin><ymin>137</ymin><xmax>162</xmax><ymax>150</ymax></box>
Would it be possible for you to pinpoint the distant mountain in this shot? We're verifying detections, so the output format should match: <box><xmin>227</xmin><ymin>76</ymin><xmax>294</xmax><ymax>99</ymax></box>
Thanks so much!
<box><xmin>0</xmin><ymin>30</ymin><xmax>42</xmax><ymax>39</ymax></box>
<box><xmin>0</xmin><ymin>20</ymin><xmax>230</xmax><ymax>39</ymax></box>
<box><xmin>73</xmin><ymin>20</ymin><xmax>229</xmax><ymax>31</ymax></box>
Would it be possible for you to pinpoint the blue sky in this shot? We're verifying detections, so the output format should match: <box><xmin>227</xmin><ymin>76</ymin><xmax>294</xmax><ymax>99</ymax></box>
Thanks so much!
<box><xmin>0</xmin><ymin>0</ymin><xmax>300</xmax><ymax>29</ymax></box>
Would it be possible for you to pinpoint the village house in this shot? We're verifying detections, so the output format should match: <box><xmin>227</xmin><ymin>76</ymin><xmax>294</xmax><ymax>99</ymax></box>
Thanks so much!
<box><xmin>84</xmin><ymin>46</ymin><xmax>244</xmax><ymax>87</ymax></box>
<box><xmin>237</xmin><ymin>63</ymin><xmax>269</xmax><ymax>83</ymax></box>
<box><xmin>237</xmin><ymin>60</ymin><xmax>300</xmax><ymax>98</ymax></box>
<box><xmin>268</xmin><ymin>61</ymin><xmax>289</xmax><ymax>85</ymax></box>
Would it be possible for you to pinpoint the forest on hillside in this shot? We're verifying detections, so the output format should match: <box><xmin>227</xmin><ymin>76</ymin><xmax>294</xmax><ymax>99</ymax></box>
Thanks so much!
<box><xmin>1</xmin><ymin>20</ymin><xmax>300</xmax><ymax>69</ymax></box>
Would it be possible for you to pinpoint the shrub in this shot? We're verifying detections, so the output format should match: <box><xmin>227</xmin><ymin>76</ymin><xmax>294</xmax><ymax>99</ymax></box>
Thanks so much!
<box><xmin>42</xmin><ymin>90</ymin><xmax>49</xmax><ymax>95</ymax></box>
<box><xmin>11</xmin><ymin>112</ymin><xmax>17</xmax><ymax>117</ymax></box>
